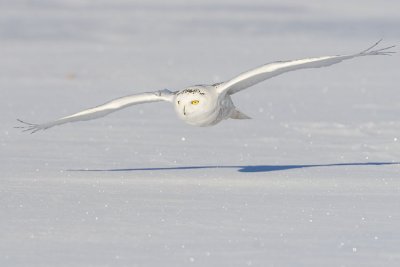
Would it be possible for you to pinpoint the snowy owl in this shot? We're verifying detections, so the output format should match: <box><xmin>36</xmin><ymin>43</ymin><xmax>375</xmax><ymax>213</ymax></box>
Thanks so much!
<box><xmin>17</xmin><ymin>40</ymin><xmax>395</xmax><ymax>133</ymax></box>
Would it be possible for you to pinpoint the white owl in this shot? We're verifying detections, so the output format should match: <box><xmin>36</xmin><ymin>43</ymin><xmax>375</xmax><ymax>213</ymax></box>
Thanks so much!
<box><xmin>17</xmin><ymin>40</ymin><xmax>395</xmax><ymax>133</ymax></box>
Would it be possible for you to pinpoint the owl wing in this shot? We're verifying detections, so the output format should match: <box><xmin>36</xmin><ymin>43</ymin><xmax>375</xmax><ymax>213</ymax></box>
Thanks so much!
<box><xmin>216</xmin><ymin>40</ymin><xmax>395</xmax><ymax>96</ymax></box>
<box><xmin>16</xmin><ymin>89</ymin><xmax>175</xmax><ymax>133</ymax></box>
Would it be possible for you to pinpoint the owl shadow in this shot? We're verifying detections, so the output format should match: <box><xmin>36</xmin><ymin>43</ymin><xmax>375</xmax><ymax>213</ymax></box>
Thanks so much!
<box><xmin>73</xmin><ymin>162</ymin><xmax>399</xmax><ymax>173</ymax></box>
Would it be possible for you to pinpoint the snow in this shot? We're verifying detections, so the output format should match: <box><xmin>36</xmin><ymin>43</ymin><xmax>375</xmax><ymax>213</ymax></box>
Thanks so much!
<box><xmin>1</xmin><ymin>0</ymin><xmax>400</xmax><ymax>266</ymax></box>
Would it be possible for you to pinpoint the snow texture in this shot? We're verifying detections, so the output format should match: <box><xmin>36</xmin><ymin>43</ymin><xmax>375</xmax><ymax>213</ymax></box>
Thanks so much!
<box><xmin>1</xmin><ymin>0</ymin><xmax>400</xmax><ymax>266</ymax></box>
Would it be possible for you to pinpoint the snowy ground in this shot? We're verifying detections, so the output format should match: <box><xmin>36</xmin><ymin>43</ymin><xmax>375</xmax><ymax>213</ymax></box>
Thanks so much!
<box><xmin>1</xmin><ymin>0</ymin><xmax>400</xmax><ymax>266</ymax></box>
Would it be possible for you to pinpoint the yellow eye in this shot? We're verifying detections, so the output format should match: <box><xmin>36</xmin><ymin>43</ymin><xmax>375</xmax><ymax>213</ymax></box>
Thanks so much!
<box><xmin>191</xmin><ymin>100</ymin><xmax>200</xmax><ymax>105</ymax></box>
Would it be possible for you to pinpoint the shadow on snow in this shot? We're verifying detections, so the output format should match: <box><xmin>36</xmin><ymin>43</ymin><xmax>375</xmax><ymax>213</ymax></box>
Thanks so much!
<box><xmin>70</xmin><ymin>162</ymin><xmax>400</xmax><ymax>173</ymax></box>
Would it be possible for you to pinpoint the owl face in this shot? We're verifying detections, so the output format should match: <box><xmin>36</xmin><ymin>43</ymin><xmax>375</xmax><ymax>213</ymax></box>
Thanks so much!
<box><xmin>174</xmin><ymin>87</ymin><xmax>218</xmax><ymax>126</ymax></box>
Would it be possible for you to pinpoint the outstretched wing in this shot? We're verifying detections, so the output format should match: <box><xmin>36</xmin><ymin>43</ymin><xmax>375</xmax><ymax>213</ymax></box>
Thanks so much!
<box><xmin>16</xmin><ymin>89</ymin><xmax>175</xmax><ymax>133</ymax></box>
<box><xmin>217</xmin><ymin>40</ymin><xmax>395</xmax><ymax>95</ymax></box>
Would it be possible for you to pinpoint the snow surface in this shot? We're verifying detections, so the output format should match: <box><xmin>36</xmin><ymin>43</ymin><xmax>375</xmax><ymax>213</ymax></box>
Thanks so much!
<box><xmin>1</xmin><ymin>0</ymin><xmax>400</xmax><ymax>266</ymax></box>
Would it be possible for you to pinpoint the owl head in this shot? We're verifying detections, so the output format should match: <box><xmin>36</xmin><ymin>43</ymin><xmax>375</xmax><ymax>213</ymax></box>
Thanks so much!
<box><xmin>174</xmin><ymin>86</ymin><xmax>218</xmax><ymax>126</ymax></box>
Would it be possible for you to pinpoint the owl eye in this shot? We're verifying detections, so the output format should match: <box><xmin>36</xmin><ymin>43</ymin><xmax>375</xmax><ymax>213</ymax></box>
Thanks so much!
<box><xmin>191</xmin><ymin>100</ymin><xmax>200</xmax><ymax>105</ymax></box>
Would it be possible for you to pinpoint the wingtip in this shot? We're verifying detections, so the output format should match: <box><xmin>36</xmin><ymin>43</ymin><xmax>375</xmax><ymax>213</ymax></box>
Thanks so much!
<box><xmin>358</xmin><ymin>39</ymin><xmax>397</xmax><ymax>56</ymax></box>
<box><xmin>15</xmin><ymin>118</ymin><xmax>42</xmax><ymax>134</ymax></box>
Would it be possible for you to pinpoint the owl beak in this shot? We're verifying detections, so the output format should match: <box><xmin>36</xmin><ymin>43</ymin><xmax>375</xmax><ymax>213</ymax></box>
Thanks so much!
<box><xmin>183</xmin><ymin>106</ymin><xmax>187</xmax><ymax>116</ymax></box>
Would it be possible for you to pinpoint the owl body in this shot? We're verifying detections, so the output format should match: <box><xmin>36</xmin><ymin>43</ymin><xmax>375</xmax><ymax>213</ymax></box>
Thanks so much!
<box><xmin>173</xmin><ymin>85</ymin><xmax>236</xmax><ymax>127</ymax></box>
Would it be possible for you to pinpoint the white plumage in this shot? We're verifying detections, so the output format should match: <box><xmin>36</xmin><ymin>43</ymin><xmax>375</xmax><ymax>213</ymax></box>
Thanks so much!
<box><xmin>17</xmin><ymin>40</ymin><xmax>395</xmax><ymax>133</ymax></box>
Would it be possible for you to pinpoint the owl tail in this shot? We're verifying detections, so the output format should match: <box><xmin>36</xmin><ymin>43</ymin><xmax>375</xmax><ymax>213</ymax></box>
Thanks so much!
<box><xmin>230</xmin><ymin>109</ymin><xmax>251</xmax><ymax>120</ymax></box>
